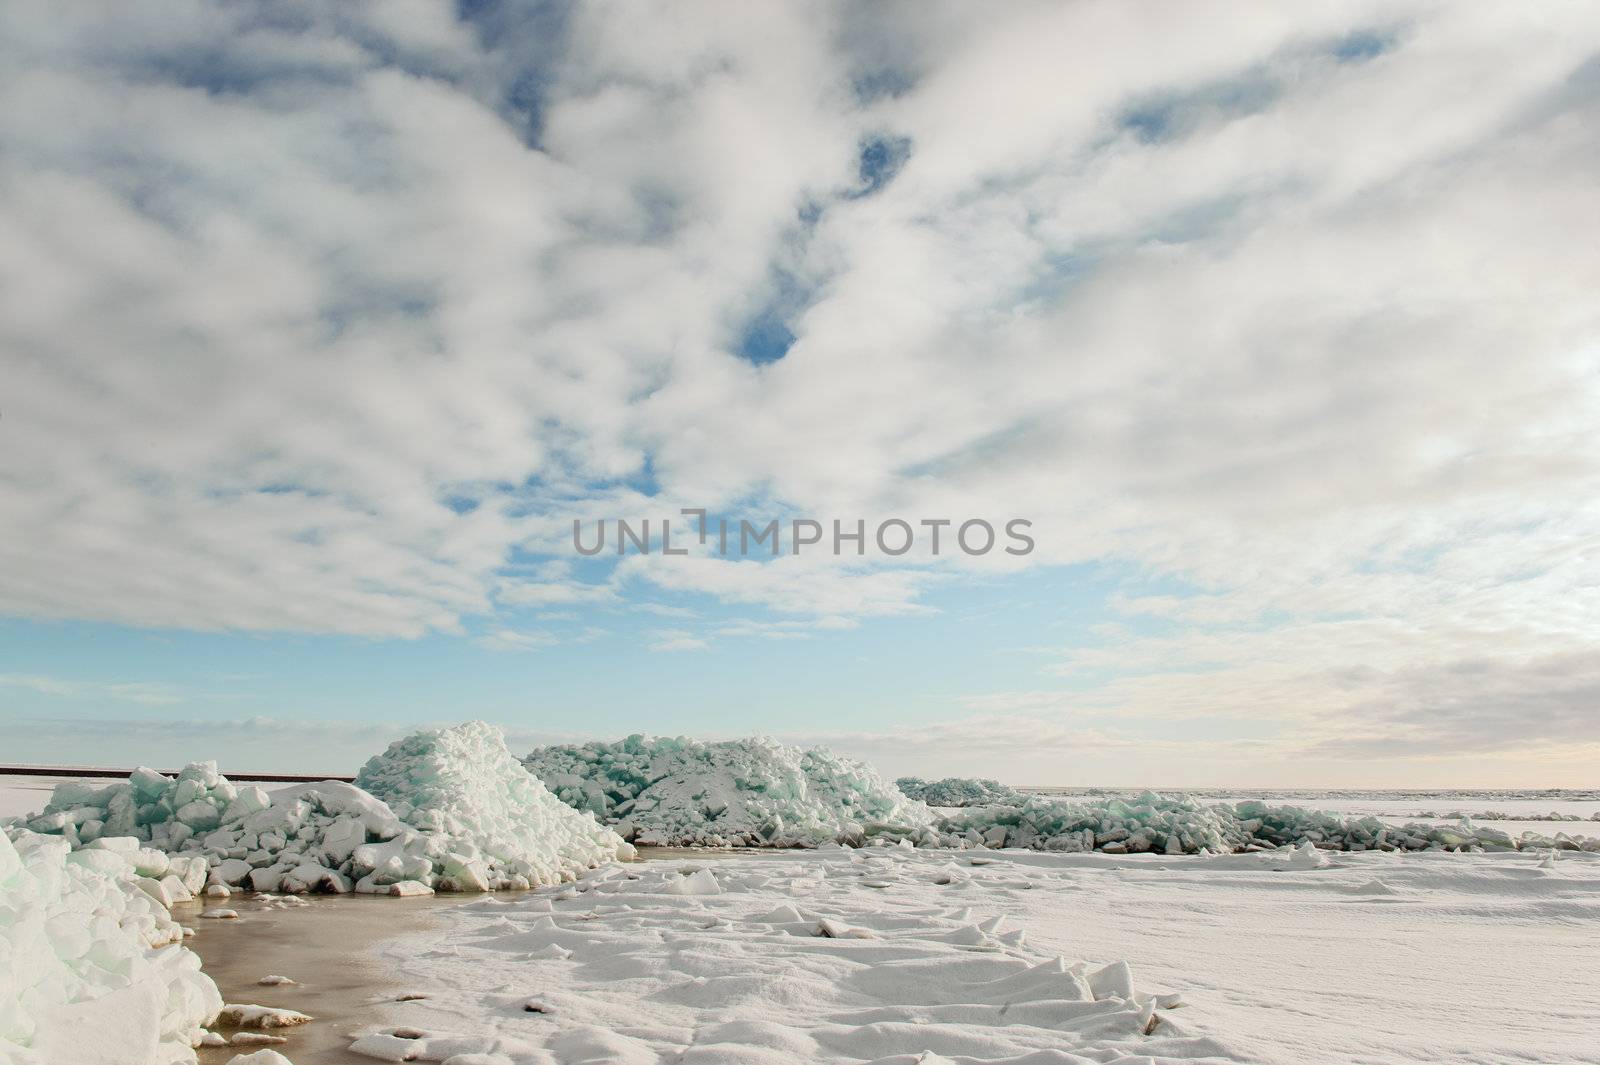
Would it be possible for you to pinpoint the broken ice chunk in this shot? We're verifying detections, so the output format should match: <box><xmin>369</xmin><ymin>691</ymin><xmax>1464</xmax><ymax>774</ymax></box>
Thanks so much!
<box><xmin>217</xmin><ymin>1003</ymin><xmax>313</xmax><ymax>1028</ymax></box>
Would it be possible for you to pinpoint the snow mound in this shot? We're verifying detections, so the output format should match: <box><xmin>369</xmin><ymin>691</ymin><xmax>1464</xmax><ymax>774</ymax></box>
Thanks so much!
<box><xmin>934</xmin><ymin>793</ymin><xmax>1600</xmax><ymax>854</ymax></box>
<box><xmin>525</xmin><ymin>735</ymin><xmax>936</xmax><ymax>847</ymax></box>
<box><xmin>896</xmin><ymin>776</ymin><xmax>1023</xmax><ymax>807</ymax></box>
<box><xmin>354</xmin><ymin>721</ymin><xmax>631</xmax><ymax>891</ymax></box>
<box><xmin>1</xmin><ymin>828</ymin><xmax>222</xmax><ymax>1065</ymax></box>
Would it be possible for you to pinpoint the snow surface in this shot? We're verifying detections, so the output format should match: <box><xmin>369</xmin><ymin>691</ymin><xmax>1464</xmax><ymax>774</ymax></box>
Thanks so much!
<box><xmin>0</xmin><ymin>828</ymin><xmax>222</xmax><ymax>1065</ymax></box>
<box><xmin>525</xmin><ymin>736</ymin><xmax>936</xmax><ymax>846</ymax></box>
<box><xmin>344</xmin><ymin>848</ymin><xmax>1212</xmax><ymax>1064</ymax></box>
<box><xmin>349</xmin><ymin>846</ymin><xmax>1600</xmax><ymax>1065</ymax></box>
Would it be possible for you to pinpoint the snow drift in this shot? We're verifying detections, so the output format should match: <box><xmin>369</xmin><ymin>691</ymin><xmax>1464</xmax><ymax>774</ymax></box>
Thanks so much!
<box><xmin>0</xmin><ymin>828</ymin><xmax>221</xmax><ymax>1065</ymax></box>
<box><xmin>525</xmin><ymin>735</ymin><xmax>937</xmax><ymax>847</ymax></box>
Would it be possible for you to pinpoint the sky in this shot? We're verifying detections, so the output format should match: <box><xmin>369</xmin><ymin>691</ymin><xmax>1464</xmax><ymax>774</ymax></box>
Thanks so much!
<box><xmin>1</xmin><ymin>1</ymin><xmax>1598</xmax><ymax>787</ymax></box>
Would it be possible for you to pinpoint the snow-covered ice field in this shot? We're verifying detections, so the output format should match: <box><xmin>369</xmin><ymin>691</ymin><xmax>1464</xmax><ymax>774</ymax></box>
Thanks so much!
<box><xmin>6</xmin><ymin>764</ymin><xmax>1597</xmax><ymax>1065</ymax></box>
<box><xmin>346</xmin><ymin>846</ymin><xmax>1599</xmax><ymax>1065</ymax></box>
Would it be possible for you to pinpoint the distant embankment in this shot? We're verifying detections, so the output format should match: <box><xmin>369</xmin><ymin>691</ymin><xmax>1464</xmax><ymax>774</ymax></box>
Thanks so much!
<box><xmin>0</xmin><ymin>764</ymin><xmax>355</xmax><ymax>783</ymax></box>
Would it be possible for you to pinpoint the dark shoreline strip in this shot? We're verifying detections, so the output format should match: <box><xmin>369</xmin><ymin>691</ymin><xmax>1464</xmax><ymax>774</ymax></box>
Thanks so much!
<box><xmin>0</xmin><ymin>765</ymin><xmax>355</xmax><ymax>782</ymax></box>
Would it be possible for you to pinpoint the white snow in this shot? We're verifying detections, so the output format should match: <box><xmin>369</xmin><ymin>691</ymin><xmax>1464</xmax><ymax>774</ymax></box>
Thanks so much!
<box><xmin>526</xmin><ymin>735</ymin><xmax>936</xmax><ymax>846</ymax></box>
<box><xmin>0</xmin><ymin>828</ymin><xmax>221</xmax><ymax>1065</ymax></box>
<box><xmin>342</xmin><ymin>849</ymin><xmax>1215</xmax><ymax>1064</ymax></box>
<box><xmin>350</xmin><ymin>846</ymin><xmax>1600</xmax><ymax>1065</ymax></box>
<box><xmin>224</xmin><ymin>1051</ymin><xmax>294</xmax><ymax>1065</ymax></box>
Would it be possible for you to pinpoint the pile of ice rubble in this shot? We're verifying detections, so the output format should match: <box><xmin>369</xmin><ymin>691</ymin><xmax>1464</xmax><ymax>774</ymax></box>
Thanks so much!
<box><xmin>526</xmin><ymin>738</ymin><xmax>1599</xmax><ymax>854</ymax></box>
<box><xmin>0</xmin><ymin>827</ymin><xmax>221</xmax><ymax>1064</ymax></box>
<box><xmin>897</xmin><ymin>775</ymin><xmax>1023</xmax><ymax>807</ymax></box>
<box><xmin>15</xmin><ymin>723</ymin><xmax>1595</xmax><ymax>911</ymax></box>
<box><xmin>16</xmin><ymin>722</ymin><xmax>629</xmax><ymax>897</ymax></box>
<box><xmin>934</xmin><ymin>793</ymin><xmax>1600</xmax><ymax>854</ymax></box>
<box><xmin>352</xmin><ymin>722</ymin><xmax>630</xmax><ymax>891</ymax></box>
<box><xmin>524</xmin><ymin>735</ymin><xmax>938</xmax><ymax>846</ymax></box>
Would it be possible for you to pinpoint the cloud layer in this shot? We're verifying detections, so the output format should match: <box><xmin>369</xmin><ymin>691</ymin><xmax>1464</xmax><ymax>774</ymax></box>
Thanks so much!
<box><xmin>2</xmin><ymin>2</ymin><xmax>1597</xmax><ymax>769</ymax></box>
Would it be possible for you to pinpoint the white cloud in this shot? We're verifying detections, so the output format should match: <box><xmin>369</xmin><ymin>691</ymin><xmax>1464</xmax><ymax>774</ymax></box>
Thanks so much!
<box><xmin>647</xmin><ymin>629</ymin><xmax>710</xmax><ymax>653</ymax></box>
<box><xmin>0</xmin><ymin>673</ymin><xmax>184</xmax><ymax>706</ymax></box>
<box><xmin>474</xmin><ymin>628</ymin><xmax>559</xmax><ymax>653</ymax></box>
<box><xmin>634</xmin><ymin>602</ymin><xmax>701</xmax><ymax>619</ymax></box>
<box><xmin>495</xmin><ymin>579</ymin><xmax>617</xmax><ymax>609</ymax></box>
<box><xmin>616</xmin><ymin>544</ymin><xmax>946</xmax><ymax>618</ymax></box>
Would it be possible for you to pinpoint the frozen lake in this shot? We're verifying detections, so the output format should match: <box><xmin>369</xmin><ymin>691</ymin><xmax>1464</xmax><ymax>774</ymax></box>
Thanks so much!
<box><xmin>6</xmin><ymin>771</ymin><xmax>1596</xmax><ymax>1064</ymax></box>
<box><xmin>344</xmin><ymin>846</ymin><xmax>1598</xmax><ymax>1065</ymax></box>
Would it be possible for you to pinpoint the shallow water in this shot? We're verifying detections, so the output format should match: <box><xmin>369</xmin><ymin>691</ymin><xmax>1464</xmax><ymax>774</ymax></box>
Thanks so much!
<box><xmin>183</xmin><ymin>892</ymin><xmax>458</xmax><ymax>1065</ymax></box>
<box><xmin>181</xmin><ymin>852</ymin><xmax>727</xmax><ymax>1063</ymax></box>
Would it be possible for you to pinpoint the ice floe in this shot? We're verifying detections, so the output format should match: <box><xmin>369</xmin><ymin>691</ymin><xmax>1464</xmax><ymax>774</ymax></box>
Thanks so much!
<box><xmin>215</xmin><ymin>1004</ymin><xmax>312</xmax><ymax>1029</ymax></box>
<box><xmin>0</xmin><ymin>827</ymin><xmax>221</xmax><ymax>1065</ymax></box>
<box><xmin>224</xmin><ymin>1051</ymin><xmax>294</xmax><ymax>1065</ymax></box>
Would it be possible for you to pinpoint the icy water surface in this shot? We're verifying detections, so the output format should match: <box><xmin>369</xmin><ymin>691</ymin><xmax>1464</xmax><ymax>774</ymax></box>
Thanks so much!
<box><xmin>183</xmin><ymin>850</ymin><xmax>731</xmax><ymax>1063</ymax></box>
<box><xmin>184</xmin><ymin>892</ymin><xmax>457</xmax><ymax>1065</ymax></box>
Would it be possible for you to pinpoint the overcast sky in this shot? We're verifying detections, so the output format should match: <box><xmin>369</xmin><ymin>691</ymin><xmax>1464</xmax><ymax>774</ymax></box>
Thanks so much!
<box><xmin>2</xmin><ymin>1</ymin><xmax>1597</xmax><ymax>785</ymax></box>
